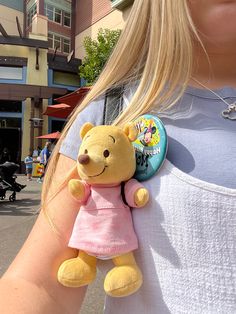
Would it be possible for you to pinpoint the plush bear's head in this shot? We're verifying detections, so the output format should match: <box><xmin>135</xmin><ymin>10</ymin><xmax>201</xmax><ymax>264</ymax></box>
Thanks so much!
<box><xmin>77</xmin><ymin>123</ymin><xmax>138</xmax><ymax>185</ymax></box>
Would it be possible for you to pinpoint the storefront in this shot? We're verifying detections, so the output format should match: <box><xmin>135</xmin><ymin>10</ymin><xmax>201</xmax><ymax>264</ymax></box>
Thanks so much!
<box><xmin>0</xmin><ymin>15</ymin><xmax>81</xmax><ymax>172</ymax></box>
<box><xmin>0</xmin><ymin>100</ymin><xmax>22</xmax><ymax>164</ymax></box>
<box><xmin>0</xmin><ymin>83</ymin><xmax>67</xmax><ymax>171</ymax></box>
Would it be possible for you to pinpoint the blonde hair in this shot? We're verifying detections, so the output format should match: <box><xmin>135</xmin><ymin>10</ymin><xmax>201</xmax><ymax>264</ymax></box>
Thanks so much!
<box><xmin>42</xmin><ymin>0</ymin><xmax>202</xmax><ymax>207</ymax></box>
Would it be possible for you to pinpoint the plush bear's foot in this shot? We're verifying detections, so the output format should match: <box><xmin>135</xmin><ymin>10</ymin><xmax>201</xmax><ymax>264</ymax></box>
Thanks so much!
<box><xmin>58</xmin><ymin>252</ymin><xmax>97</xmax><ymax>287</ymax></box>
<box><xmin>104</xmin><ymin>264</ymin><xmax>143</xmax><ymax>297</ymax></box>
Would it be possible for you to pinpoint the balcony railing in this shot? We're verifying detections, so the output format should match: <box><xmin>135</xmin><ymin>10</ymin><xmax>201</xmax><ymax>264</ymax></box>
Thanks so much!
<box><xmin>111</xmin><ymin>0</ymin><xmax>134</xmax><ymax>10</ymax></box>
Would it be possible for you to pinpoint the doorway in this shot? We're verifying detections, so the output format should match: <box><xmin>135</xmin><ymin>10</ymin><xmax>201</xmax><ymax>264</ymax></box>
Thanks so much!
<box><xmin>0</xmin><ymin>127</ymin><xmax>21</xmax><ymax>165</ymax></box>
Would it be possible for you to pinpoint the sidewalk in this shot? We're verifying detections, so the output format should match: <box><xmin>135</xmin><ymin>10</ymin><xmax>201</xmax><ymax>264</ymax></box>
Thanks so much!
<box><xmin>0</xmin><ymin>174</ymin><xmax>40</xmax><ymax>275</ymax></box>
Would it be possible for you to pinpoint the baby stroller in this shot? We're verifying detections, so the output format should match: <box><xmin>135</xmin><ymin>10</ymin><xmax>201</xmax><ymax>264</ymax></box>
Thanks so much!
<box><xmin>0</xmin><ymin>162</ymin><xmax>26</xmax><ymax>202</ymax></box>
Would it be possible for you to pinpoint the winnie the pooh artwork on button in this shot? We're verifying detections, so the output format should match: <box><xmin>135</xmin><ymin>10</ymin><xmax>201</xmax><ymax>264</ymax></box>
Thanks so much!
<box><xmin>57</xmin><ymin>122</ymin><xmax>149</xmax><ymax>297</ymax></box>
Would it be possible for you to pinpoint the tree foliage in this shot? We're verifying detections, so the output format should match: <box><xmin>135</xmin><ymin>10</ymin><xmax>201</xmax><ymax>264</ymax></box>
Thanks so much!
<box><xmin>79</xmin><ymin>28</ymin><xmax>121</xmax><ymax>85</ymax></box>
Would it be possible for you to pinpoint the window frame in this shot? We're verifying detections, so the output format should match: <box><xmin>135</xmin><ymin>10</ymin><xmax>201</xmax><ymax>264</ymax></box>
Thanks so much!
<box><xmin>0</xmin><ymin>66</ymin><xmax>23</xmax><ymax>80</ymax></box>
<box><xmin>48</xmin><ymin>32</ymin><xmax>71</xmax><ymax>54</ymax></box>
<box><xmin>62</xmin><ymin>38</ymin><xmax>70</xmax><ymax>54</ymax></box>
<box><xmin>44</xmin><ymin>3</ymin><xmax>71</xmax><ymax>27</ymax></box>
<box><xmin>44</xmin><ymin>3</ymin><xmax>62</xmax><ymax>25</ymax></box>
<box><xmin>26</xmin><ymin>2</ymin><xmax>37</xmax><ymax>27</ymax></box>
<box><xmin>63</xmin><ymin>11</ymin><xmax>71</xmax><ymax>28</ymax></box>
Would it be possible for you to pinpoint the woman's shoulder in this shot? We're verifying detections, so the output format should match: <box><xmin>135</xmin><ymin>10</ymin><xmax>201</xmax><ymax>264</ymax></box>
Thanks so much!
<box><xmin>59</xmin><ymin>96</ymin><xmax>105</xmax><ymax>161</ymax></box>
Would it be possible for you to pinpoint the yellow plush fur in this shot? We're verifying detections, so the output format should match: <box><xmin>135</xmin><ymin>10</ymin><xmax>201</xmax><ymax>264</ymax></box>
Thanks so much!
<box><xmin>57</xmin><ymin>123</ymin><xmax>149</xmax><ymax>297</ymax></box>
<box><xmin>77</xmin><ymin>122</ymin><xmax>138</xmax><ymax>185</ymax></box>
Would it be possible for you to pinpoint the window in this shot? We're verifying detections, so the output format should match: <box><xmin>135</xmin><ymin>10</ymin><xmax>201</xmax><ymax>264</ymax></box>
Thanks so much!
<box><xmin>63</xmin><ymin>12</ymin><xmax>71</xmax><ymax>27</ymax></box>
<box><xmin>53</xmin><ymin>71</ymin><xmax>80</xmax><ymax>86</ymax></box>
<box><xmin>27</xmin><ymin>3</ymin><xmax>37</xmax><ymax>26</ymax></box>
<box><xmin>51</xmin><ymin>120</ymin><xmax>66</xmax><ymax>132</ymax></box>
<box><xmin>48</xmin><ymin>33</ymin><xmax>61</xmax><ymax>51</ymax></box>
<box><xmin>45</xmin><ymin>4</ymin><xmax>53</xmax><ymax>20</ymax></box>
<box><xmin>44</xmin><ymin>4</ymin><xmax>62</xmax><ymax>24</ymax></box>
<box><xmin>48</xmin><ymin>33</ymin><xmax>70</xmax><ymax>54</ymax></box>
<box><xmin>0</xmin><ymin>100</ymin><xmax>22</xmax><ymax>113</ymax></box>
<box><xmin>63</xmin><ymin>38</ymin><xmax>70</xmax><ymax>54</ymax></box>
<box><xmin>0</xmin><ymin>67</ymin><xmax>23</xmax><ymax>80</ymax></box>
<box><xmin>54</xmin><ymin>8</ymin><xmax>62</xmax><ymax>24</ymax></box>
<box><xmin>48</xmin><ymin>33</ymin><xmax>53</xmax><ymax>49</ymax></box>
<box><xmin>54</xmin><ymin>35</ymin><xmax>61</xmax><ymax>51</ymax></box>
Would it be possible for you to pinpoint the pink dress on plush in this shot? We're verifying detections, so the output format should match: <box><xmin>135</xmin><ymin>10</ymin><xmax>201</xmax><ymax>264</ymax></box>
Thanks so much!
<box><xmin>68</xmin><ymin>179</ymin><xmax>143</xmax><ymax>257</ymax></box>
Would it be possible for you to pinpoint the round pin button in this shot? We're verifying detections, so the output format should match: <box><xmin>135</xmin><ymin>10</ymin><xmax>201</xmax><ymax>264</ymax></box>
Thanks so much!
<box><xmin>132</xmin><ymin>114</ymin><xmax>168</xmax><ymax>181</ymax></box>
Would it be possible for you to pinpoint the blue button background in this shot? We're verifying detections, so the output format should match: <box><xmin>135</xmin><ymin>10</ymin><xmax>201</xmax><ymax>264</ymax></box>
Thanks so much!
<box><xmin>132</xmin><ymin>114</ymin><xmax>168</xmax><ymax>181</ymax></box>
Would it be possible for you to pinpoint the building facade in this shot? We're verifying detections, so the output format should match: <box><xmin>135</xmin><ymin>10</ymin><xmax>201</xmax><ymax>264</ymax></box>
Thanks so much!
<box><xmin>0</xmin><ymin>0</ymin><xmax>132</xmax><ymax>171</ymax></box>
<box><xmin>0</xmin><ymin>0</ymin><xmax>80</xmax><ymax>169</ymax></box>
<box><xmin>74</xmin><ymin>0</ymin><xmax>133</xmax><ymax>59</ymax></box>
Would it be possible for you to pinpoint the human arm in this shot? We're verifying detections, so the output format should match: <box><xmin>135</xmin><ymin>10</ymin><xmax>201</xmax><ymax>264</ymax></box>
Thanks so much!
<box><xmin>43</xmin><ymin>151</ymin><xmax>48</xmax><ymax>165</ymax></box>
<box><xmin>0</xmin><ymin>154</ymin><xmax>87</xmax><ymax>314</ymax></box>
<box><xmin>0</xmin><ymin>97</ymin><xmax>108</xmax><ymax>313</ymax></box>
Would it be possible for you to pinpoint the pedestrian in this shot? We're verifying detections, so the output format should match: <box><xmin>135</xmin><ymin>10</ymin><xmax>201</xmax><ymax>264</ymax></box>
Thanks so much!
<box><xmin>0</xmin><ymin>147</ymin><xmax>11</xmax><ymax>164</ymax></box>
<box><xmin>37</xmin><ymin>142</ymin><xmax>51</xmax><ymax>183</ymax></box>
<box><xmin>32</xmin><ymin>146</ymin><xmax>41</xmax><ymax>160</ymax></box>
<box><xmin>24</xmin><ymin>151</ymin><xmax>33</xmax><ymax>181</ymax></box>
<box><xmin>0</xmin><ymin>1</ymin><xmax>236</xmax><ymax>313</ymax></box>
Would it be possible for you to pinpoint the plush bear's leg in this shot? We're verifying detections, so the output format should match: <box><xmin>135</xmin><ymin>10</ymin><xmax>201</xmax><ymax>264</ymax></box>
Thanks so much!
<box><xmin>58</xmin><ymin>250</ymin><xmax>97</xmax><ymax>287</ymax></box>
<box><xmin>104</xmin><ymin>252</ymin><xmax>142</xmax><ymax>297</ymax></box>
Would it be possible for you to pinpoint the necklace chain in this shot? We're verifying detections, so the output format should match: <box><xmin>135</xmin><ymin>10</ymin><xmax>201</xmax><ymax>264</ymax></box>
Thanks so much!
<box><xmin>192</xmin><ymin>78</ymin><xmax>236</xmax><ymax>120</ymax></box>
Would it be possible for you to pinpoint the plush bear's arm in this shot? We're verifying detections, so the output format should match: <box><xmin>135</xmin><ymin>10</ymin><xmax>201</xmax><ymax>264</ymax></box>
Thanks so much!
<box><xmin>124</xmin><ymin>179</ymin><xmax>149</xmax><ymax>208</ymax></box>
<box><xmin>134</xmin><ymin>188</ymin><xmax>149</xmax><ymax>207</ymax></box>
<box><xmin>68</xmin><ymin>179</ymin><xmax>89</xmax><ymax>202</ymax></box>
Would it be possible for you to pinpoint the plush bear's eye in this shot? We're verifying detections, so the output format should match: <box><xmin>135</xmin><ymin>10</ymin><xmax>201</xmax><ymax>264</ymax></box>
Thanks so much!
<box><xmin>84</xmin><ymin>149</ymin><xmax>88</xmax><ymax>154</ymax></box>
<box><xmin>103</xmin><ymin>150</ymin><xmax>110</xmax><ymax>158</ymax></box>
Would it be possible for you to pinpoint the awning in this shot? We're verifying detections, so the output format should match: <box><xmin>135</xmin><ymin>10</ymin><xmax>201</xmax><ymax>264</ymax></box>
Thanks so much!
<box><xmin>0</xmin><ymin>83</ymin><xmax>68</xmax><ymax>101</ymax></box>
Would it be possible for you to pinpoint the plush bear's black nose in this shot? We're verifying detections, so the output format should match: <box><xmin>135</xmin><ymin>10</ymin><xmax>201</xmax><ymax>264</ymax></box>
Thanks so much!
<box><xmin>78</xmin><ymin>154</ymin><xmax>90</xmax><ymax>164</ymax></box>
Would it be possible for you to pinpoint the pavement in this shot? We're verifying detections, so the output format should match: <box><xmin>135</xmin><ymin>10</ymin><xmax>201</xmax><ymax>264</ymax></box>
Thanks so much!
<box><xmin>0</xmin><ymin>174</ymin><xmax>104</xmax><ymax>314</ymax></box>
<box><xmin>0</xmin><ymin>175</ymin><xmax>40</xmax><ymax>275</ymax></box>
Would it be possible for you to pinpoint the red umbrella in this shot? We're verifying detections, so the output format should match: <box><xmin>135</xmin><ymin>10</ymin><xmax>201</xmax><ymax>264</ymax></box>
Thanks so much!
<box><xmin>43</xmin><ymin>103</ymin><xmax>71</xmax><ymax>119</ymax></box>
<box><xmin>43</xmin><ymin>87</ymin><xmax>91</xmax><ymax>119</ymax></box>
<box><xmin>36</xmin><ymin>131</ymin><xmax>61</xmax><ymax>139</ymax></box>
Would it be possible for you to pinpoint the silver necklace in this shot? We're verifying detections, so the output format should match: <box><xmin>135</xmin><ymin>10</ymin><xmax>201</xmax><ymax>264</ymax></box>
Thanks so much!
<box><xmin>192</xmin><ymin>78</ymin><xmax>236</xmax><ymax>120</ymax></box>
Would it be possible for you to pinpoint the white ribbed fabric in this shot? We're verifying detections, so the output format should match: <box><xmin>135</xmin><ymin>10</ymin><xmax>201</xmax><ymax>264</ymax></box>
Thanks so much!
<box><xmin>59</xmin><ymin>88</ymin><xmax>236</xmax><ymax>313</ymax></box>
<box><xmin>101</xmin><ymin>160</ymin><xmax>236</xmax><ymax>314</ymax></box>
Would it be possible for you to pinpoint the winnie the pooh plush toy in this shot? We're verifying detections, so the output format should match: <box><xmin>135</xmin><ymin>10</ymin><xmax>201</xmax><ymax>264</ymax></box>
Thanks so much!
<box><xmin>57</xmin><ymin>122</ymin><xmax>149</xmax><ymax>297</ymax></box>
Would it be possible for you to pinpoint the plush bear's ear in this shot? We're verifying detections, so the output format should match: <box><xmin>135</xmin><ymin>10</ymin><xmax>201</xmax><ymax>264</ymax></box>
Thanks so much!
<box><xmin>80</xmin><ymin>122</ymin><xmax>94</xmax><ymax>139</ymax></box>
<box><xmin>123</xmin><ymin>122</ymin><xmax>138</xmax><ymax>142</ymax></box>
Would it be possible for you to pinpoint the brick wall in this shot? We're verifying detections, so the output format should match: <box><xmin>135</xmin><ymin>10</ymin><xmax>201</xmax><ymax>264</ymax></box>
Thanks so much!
<box><xmin>48</xmin><ymin>21</ymin><xmax>71</xmax><ymax>37</ymax></box>
<box><xmin>75</xmin><ymin>0</ymin><xmax>112</xmax><ymax>34</ymax></box>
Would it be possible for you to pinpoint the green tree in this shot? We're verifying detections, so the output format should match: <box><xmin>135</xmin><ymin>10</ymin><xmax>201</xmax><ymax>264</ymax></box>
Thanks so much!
<box><xmin>79</xmin><ymin>28</ymin><xmax>121</xmax><ymax>85</ymax></box>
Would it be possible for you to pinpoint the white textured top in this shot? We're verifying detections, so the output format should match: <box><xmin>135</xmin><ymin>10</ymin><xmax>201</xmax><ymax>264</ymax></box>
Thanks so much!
<box><xmin>102</xmin><ymin>159</ymin><xmax>236</xmax><ymax>313</ymax></box>
<box><xmin>59</xmin><ymin>88</ymin><xmax>236</xmax><ymax>313</ymax></box>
